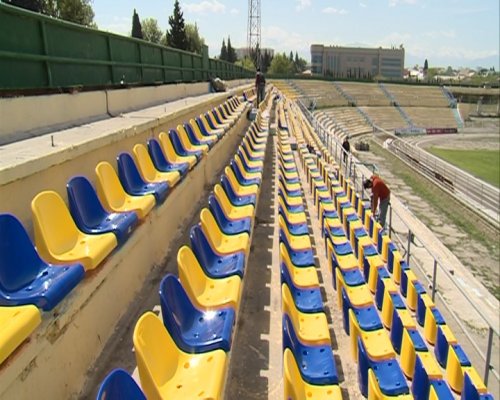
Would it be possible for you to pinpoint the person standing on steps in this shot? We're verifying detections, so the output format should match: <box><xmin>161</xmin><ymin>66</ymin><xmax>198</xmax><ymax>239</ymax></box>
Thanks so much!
<box><xmin>255</xmin><ymin>67</ymin><xmax>266</xmax><ymax>105</ymax></box>
<box><xmin>364</xmin><ymin>175</ymin><xmax>391</xmax><ymax>228</ymax></box>
<box><xmin>342</xmin><ymin>136</ymin><xmax>350</xmax><ymax>164</ymax></box>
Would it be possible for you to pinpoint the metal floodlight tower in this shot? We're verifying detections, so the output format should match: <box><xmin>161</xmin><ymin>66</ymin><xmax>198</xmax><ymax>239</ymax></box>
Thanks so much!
<box><xmin>247</xmin><ymin>0</ymin><xmax>261</xmax><ymax>67</ymax></box>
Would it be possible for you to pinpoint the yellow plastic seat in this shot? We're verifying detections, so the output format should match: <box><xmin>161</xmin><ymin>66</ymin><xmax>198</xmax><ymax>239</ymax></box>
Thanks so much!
<box><xmin>95</xmin><ymin>161</ymin><xmax>155</xmax><ymax>219</ymax></box>
<box><xmin>240</xmin><ymin>146</ymin><xmax>264</xmax><ymax>169</ymax></box>
<box><xmin>32</xmin><ymin>191</ymin><xmax>117</xmax><ymax>271</ymax></box>
<box><xmin>234</xmin><ymin>155</ymin><xmax>262</xmax><ymax>181</ymax></box>
<box><xmin>214</xmin><ymin>107</ymin><xmax>235</xmax><ymax>126</ymax></box>
<box><xmin>446</xmin><ymin>346</ymin><xmax>487</xmax><ymax>394</ymax></box>
<box><xmin>279</xmin><ymin>199</ymin><xmax>307</xmax><ymax>225</ymax></box>
<box><xmin>200</xmin><ymin>209</ymin><xmax>250</xmax><ymax>255</ymax></box>
<box><xmin>282</xmin><ymin>285</ymin><xmax>330</xmax><ymax>345</ymax></box>
<box><xmin>283</xmin><ymin>348</ymin><xmax>342</xmax><ymax>400</ymax></box>
<box><xmin>368</xmin><ymin>369</ymin><xmax>413</xmax><ymax>400</ymax></box>
<box><xmin>280</xmin><ymin>243</ymin><xmax>319</xmax><ymax>287</ymax></box>
<box><xmin>279</xmin><ymin>191</ymin><xmax>302</xmax><ymax>206</ymax></box>
<box><xmin>380</xmin><ymin>235</ymin><xmax>392</xmax><ymax>262</ymax></box>
<box><xmin>279</xmin><ymin>216</ymin><xmax>312</xmax><ymax>250</ymax></box>
<box><xmin>133</xmin><ymin>144</ymin><xmax>181</xmax><ymax>186</ymax></box>
<box><xmin>279</xmin><ymin>178</ymin><xmax>301</xmax><ymax>193</ymax></box>
<box><xmin>225</xmin><ymin>167</ymin><xmax>259</xmax><ymax>196</ymax></box>
<box><xmin>243</xmin><ymin>137</ymin><xmax>265</xmax><ymax>155</ymax></box>
<box><xmin>189</xmin><ymin>118</ymin><xmax>218</xmax><ymax>143</ymax></box>
<box><xmin>391</xmin><ymin>250</ymin><xmax>404</xmax><ymax>284</ymax></box>
<box><xmin>349</xmin><ymin>309</ymin><xmax>396</xmax><ymax>362</ymax></box>
<box><xmin>133</xmin><ymin>312</ymin><xmax>227</xmax><ymax>400</ymax></box>
<box><xmin>177</xmin><ymin>246</ymin><xmax>241</xmax><ymax>309</ymax></box>
<box><xmin>336</xmin><ymin>270</ymin><xmax>373</xmax><ymax>308</ymax></box>
<box><xmin>158</xmin><ymin>131</ymin><xmax>197</xmax><ymax>169</ymax></box>
<box><xmin>177</xmin><ymin>125</ymin><xmax>209</xmax><ymax>155</ymax></box>
<box><xmin>404</xmin><ymin>271</ymin><xmax>419</xmax><ymax>311</ymax></box>
<box><xmin>0</xmin><ymin>305</ymin><xmax>41</xmax><ymax>364</ymax></box>
<box><xmin>201</xmin><ymin>114</ymin><xmax>226</xmax><ymax>135</ymax></box>
<box><xmin>214</xmin><ymin>184</ymin><xmax>255</xmax><ymax>220</ymax></box>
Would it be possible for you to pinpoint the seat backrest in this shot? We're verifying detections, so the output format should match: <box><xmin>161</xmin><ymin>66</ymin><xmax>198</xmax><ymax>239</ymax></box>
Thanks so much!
<box><xmin>133</xmin><ymin>312</ymin><xmax>178</xmax><ymax>399</ymax></box>
<box><xmin>31</xmin><ymin>191</ymin><xmax>80</xmax><ymax>255</ymax></box>
<box><xmin>168</xmin><ymin>129</ymin><xmax>189</xmax><ymax>155</ymax></box>
<box><xmin>195</xmin><ymin>117</ymin><xmax>210</xmax><ymax>136</ymax></box>
<box><xmin>117</xmin><ymin>152</ymin><xmax>147</xmax><ymax>190</ymax></box>
<box><xmin>220</xmin><ymin>175</ymin><xmax>239</xmax><ymax>202</ymax></box>
<box><xmin>133</xmin><ymin>144</ymin><xmax>157</xmax><ymax>181</ymax></box>
<box><xmin>224</xmin><ymin>166</ymin><xmax>246</xmax><ymax>191</ymax></box>
<box><xmin>213</xmin><ymin>184</ymin><xmax>236</xmax><ymax>216</ymax></box>
<box><xmin>189</xmin><ymin>225</ymin><xmax>217</xmax><ymax>271</ymax></box>
<box><xmin>200</xmin><ymin>208</ymin><xmax>223</xmax><ymax>248</ymax></box>
<box><xmin>283</xmin><ymin>348</ymin><xmax>306</xmax><ymax>399</ymax></box>
<box><xmin>202</xmin><ymin>113</ymin><xmax>217</xmax><ymax>130</ymax></box>
<box><xmin>281</xmin><ymin>284</ymin><xmax>300</xmax><ymax>324</ymax></box>
<box><xmin>177</xmin><ymin>245</ymin><xmax>208</xmax><ymax>304</ymax></box>
<box><xmin>411</xmin><ymin>354</ymin><xmax>430</xmax><ymax>399</ymax></box>
<box><xmin>96</xmin><ymin>368</ymin><xmax>146</xmax><ymax>400</ymax></box>
<box><xmin>176</xmin><ymin>124</ymin><xmax>195</xmax><ymax>147</ymax></box>
<box><xmin>67</xmin><ymin>176</ymin><xmax>108</xmax><ymax>229</ymax></box>
<box><xmin>208</xmin><ymin>195</ymin><xmax>228</xmax><ymax>229</ymax></box>
<box><xmin>183</xmin><ymin>122</ymin><xmax>199</xmax><ymax>144</ymax></box>
<box><xmin>158</xmin><ymin>131</ymin><xmax>181</xmax><ymax>161</ymax></box>
<box><xmin>147</xmin><ymin>138</ymin><xmax>169</xmax><ymax>170</ymax></box>
<box><xmin>159</xmin><ymin>274</ymin><xmax>196</xmax><ymax>349</ymax></box>
<box><xmin>0</xmin><ymin>214</ymin><xmax>44</xmax><ymax>292</ymax></box>
<box><xmin>95</xmin><ymin>162</ymin><xmax>127</xmax><ymax>209</ymax></box>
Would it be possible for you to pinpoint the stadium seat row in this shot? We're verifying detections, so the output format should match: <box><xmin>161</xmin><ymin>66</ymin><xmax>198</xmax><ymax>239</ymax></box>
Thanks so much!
<box><xmin>283</xmin><ymin>95</ymin><xmax>493</xmax><ymax>399</ymax></box>
<box><xmin>0</xmin><ymin>94</ymin><xmax>248</xmax><ymax>367</ymax></box>
<box><xmin>277</xmin><ymin>122</ymin><xmax>344</xmax><ymax>399</ymax></box>
<box><xmin>96</xmin><ymin>88</ymin><xmax>271</xmax><ymax>400</ymax></box>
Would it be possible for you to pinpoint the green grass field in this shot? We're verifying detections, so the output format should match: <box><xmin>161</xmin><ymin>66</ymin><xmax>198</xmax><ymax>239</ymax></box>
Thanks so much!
<box><xmin>428</xmin><ymin>148</ymin><xmax>500</xmax><ymax>188</ymax></box>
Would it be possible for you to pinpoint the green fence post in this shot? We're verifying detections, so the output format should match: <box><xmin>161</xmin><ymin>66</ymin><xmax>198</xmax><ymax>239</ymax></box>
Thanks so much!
<box><xmin>106</xmin><ymin>36</ymin><xmax>114</xmax><ymax>85</ymax></box>
<box><xmin>39</xmin><ymin>20</ymin><xmax>53</xmax><ymax>87</ymax></box>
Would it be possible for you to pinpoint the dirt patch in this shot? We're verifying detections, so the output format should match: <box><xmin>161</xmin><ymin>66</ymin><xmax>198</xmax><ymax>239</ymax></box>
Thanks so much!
<box><xmin>355</xmin><ymin>139</ymin><xmax>500</xmax><ymax>300</ymax></box>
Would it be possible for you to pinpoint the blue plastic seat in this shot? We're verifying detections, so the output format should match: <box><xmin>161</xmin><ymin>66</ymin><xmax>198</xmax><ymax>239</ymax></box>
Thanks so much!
<box><xmin>278</xmin><ymin>192</ymin><xmax>305</xmax><ymax>213</ymax></box>
<box><xmin>461</xmin><ymin>372</ymin><xmax>494</xmax><ymax>400</ymax></box>
<box><xmin>341</xmin><ymin>288</ymin><xmax>382</xmax><ymax>335</ymax></box>
<box><xmin>169</xmin><ymin>129</ymin><xmax>203</xmax><ymax>159</ymax></box>
<box><xmin>357</xmin><ymin>336</ymin><xmax>409</xmax><ymax>397</ymax></box>
<box><xmin>0</xmin><ymin>214</ymin><xmax>85</xmax><ymax>311</ymax></box>
<box><xmin>281</xmin><ymin>264</ymin><xmax>323</xmax><ymax>313</ymax></box>
<box><xmin>147</xmin><ymin>138</ymin><xmax>189</xmax><ymax>176</ymax></box>
<box><xmin>96</xmin><ymin>368</ymin><xmax>146</xmax><ymax>400</ymax></box>
<box><xmin>208</xmin><ymin>195</ymin><xmax>251</xmax><ymax>235</ymax></box>
<box><xmin>67</xmin><ymin>176</ymin><xmax>138</xmax><ymax>246</ymax></box>
<box><xmin>279</xmin><ymin>231</ymin><xmax>315</xmax><ymax>267</ymax></box>
<box><xmin>412</xmin><ymin>355</ymin><xmax>454</xmax><ymax>400</ymax></box>
<box><xmin>117</xmin><ymin>153</ymin><xmax>169</xmax><ymax>204</ymax></box>
<box><xmin>278</xmin><ymin>207</ymin><xmax>308</xmax><ymax>236</ymax></box>
<box><xmin>220</xmin><ymin>175</ymin><xmax>256</xmax><ymax>207</ymax></box>
<box><xmin>196</xmin><ymin>116</ymin><xmax>220</xmax><ymax>138</ymax></box>
<box><xmin>159</xmin><ymin>274</ymin><xmax>235</xmax><ymax>353</ymax></box>
<box><xmin>230</xmin><ymin>161</ymin><xmax>261</xmax><ymax>186</ymax></box>
<box><xmin>237</xmin><ymin>151</ymin><xmax>262</xmax><ymax>173</ymax></box>
<box><xmin>190</xmin><ymin>225</ymin><xmax>245</xmax><ymax>278</ymax></box>
<box><xmin>434</xmin><ymin>325</ymin><xmax>450</xmax><ymax>367</ymax></box>
<box><xmin>241</xmin><ymin>142</ymin><xmax>264</xmax><ymax>161</ymax></box>
<box><xmin>282</xmin><ymin>314</ymin><xmax>338</xmax><ymax>385</ymax></box>
<box><xmin>184</xmin><ymin>122</ymin><xmax>216</xmax><ymax>148</ymax></box>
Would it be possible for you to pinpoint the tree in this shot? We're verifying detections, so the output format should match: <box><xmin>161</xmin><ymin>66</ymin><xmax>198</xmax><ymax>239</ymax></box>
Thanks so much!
<box><xmin>227</xmin><ymin>36</ymin><xmax>237</xmax><ymax>63</ymax></box>
<box><xmin>185</xmin><ymin>23</ymin><xmax>205</xmax><ymax>54</ymax></box>
<box><xmin>289</xmin><ymin>51</ymin><xmax>294</xmax><ymax>63</ymax></box>
<box><xmin>268</xmin><ymin>53</ymin><xmax>294</xmax><ymax>75</ymax></box>
<box><xmin>4</xmin><ymin>0</ymin><xmax>41</xmax><ymax>12</ymax></box>
<box><xmin>166</xmin><ymin>0</ymin><xmax>188</xmax><ymax>50</ymax></box>
<box><xmin>235</xmin><ymin>56</ymin><xmax>255</xmax><ymax>70</ymax></box>
<box><xmin>262</xmin><ymin>50</ymin><xmax>273</xmax><ymax>73</ymax></box>
<box><xmin>42</xmin><ymin>0</ymin><xmax>96</xmax><ymax>27</ymax></box>
<box><xmin>131</xmin><ymin>9</ymin><xmax>143</xmax><ymax>39</ymax></box>
<box><xmin>219</xmin><ymin>39</ymin><xmax>227</xmax><ymax>61</ymax></box>
<box><xmin>141</xmin><ymin>18</ymin><xmax>163</xmax><ymax>44</ymax></box>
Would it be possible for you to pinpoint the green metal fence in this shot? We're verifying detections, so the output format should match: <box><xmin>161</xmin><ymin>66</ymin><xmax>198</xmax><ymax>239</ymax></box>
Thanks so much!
<box><xmin>0</xmin><ymin>3</ymin><xmax>253</xmax><ymax>90</ymax></box>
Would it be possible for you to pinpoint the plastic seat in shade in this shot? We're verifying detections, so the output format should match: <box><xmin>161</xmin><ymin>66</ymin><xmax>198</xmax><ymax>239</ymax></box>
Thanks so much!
<box><xmin>411</xmin><ymin>355</ymin><xmax>454</xmax><ymax>400</ymax></box>
<box><xmin>31</xmin><ymin>191</ymin><xmax>117</xmax><ymax>271</ymax></box>
<box><xmin>208</xmin><ymin>196</ymin><xmax>251</xmax><ymax>235</ymax></box>
<box><xmin>278</xmin><ymin>206</ymin><xmax>308</xmax><ymax>236</ymax></box>
<box><xmin>133</xmin><ymin>144</ymin><xmax>180</xmax><ymax>187</ymax></box>
<box><xmin>186</xmin><ymin>121</ymin><xmax>217</xmax><ymax>147</ymax></box>
<box><xmin>67</xmin><ymin>176</ymin><xmax>138</xmax><ymax>246</ymax></box>
<box><xmin>279</xmin><ymin>216</ymin><xmax>312</xmax><ymax>250</ymax></box>
<box><xmin>200</xmin><ymin>209</ymin><xmax>249</xmax><ymax>255</ymax></box>
<box><xmin>0</xmin><ymin>305</ymin><xmax>41</xmax><ymax>364</ymax></box>
<box><xmin>147</xmin><ymin>137</ymin><xmax>189</xmax><ymax>177</ymax></box>
<box><xmin>278</xmin><ymin>188</ymin><xmax>302</xmax><ymax>207</ymax></box>
<box><xmin>240</xmin><ymin>140</ymin><xmax>264</xmax><ymax>161</ymax></box>
<box><xmin>282</xmin><ymin>314</ymin><xmax>337</xmax><ymax>385</ymax></box>
<box><xmin>279</xmin><ymin>231</ymin><xmax>315</xmax><ymax>267</ymax></box>
<box><xmin>357</xmin><ymin>336</ymin><xmax>410</xmax><ymax>398</ymax></box>
<box><xmin>190</xmin><ymin>225</ymin><xmax>244</xmax><ymax>279</ymax></box>
<box><xmin>196</xmin><ymin>116</ymin><xmax>223</xmax><ymax>138</ymax></box>
<box><xmin>96</xmin><ymin>368</ymin><xmax>146</xmax><ymax>400</ymax></box>
<box><xmin>177</xmin><ymin>246</ymin><xmax>241</xmax><ymax>309</ymax></box>
<box><xmin>158</xmin><ymin>131</ymin><xmax>197</xmax><ymax>169</ymax></box>
<box><xmin>220</xmin><ymin>175</ymin><xmax>256</xmax><ymax>207</ymax></box>
<box><xmin>202</xmin><ymin>112</ymin><xmax>227</xmax><ymax>133</ymax></box>
<box><xmin>446</xmin><ymin>344</ymin><xmax>486</xmax><ymax>394</ymax></box>
<box><xmin>0</xmin><ymin>214</ymin><xmax>85</xmax><ymax>311</ymax></box>
<box><xmin>95</xmin><ymin>162</ymin><xmax>155</xmax><ymax>220</ymax></box>
<box><xmin>278</xmin><ymin>199</ymin><xmax>307</xmax><ymax>225</ymax></box>
<box><xmin>133</xmin><ymin>312</ymin><xmax>227</xmax><ymax>400</ymax></box>
<box><xmin>281</xmin><ymin>266</ymin><xmax>322</xmax><ymax>313</ymax></box>
<box><xmin>159</xmin><ymin>274</ymin><xmax>234</xmax><ymax>353</ymax></box>
<box><xmin>283</xmin><ymin>349</ymin><xmax>342</xmax><ymax>400</ymax></box>
<box><xmin>236</xmin><ymin>151</ymin><xmax>262</xmax><ymax>174</ymax></box>
<box><xmin>224</xmin><ymin>167</ymin><xmax>259</xmax><ymax>196</ymax></box>
<box><xmin>231</xmin><ymin>160</ymin><xmax>261</xmax><ymax>187</ymax></box>
<box><xmin>238</xmin><ymin>147</ymin><xmax>263</xmax><ymax>170</ymax></box>
<box><xmin>117</xmin><ymin>153</ymin><xmax>169</xmax><ymax>204</ymax></box>
<box><xmin>282</xmin><ymin>285</ymin><xmax>330</xmax><ymax>345</ymax></box>
<box><xmin>461</xmin><ymin>372</ymin><xmax>495</xmax><ymax>400</ymax></box>
<box><xmin>434</xmin><ymin>324</ymin><xmax>457</xmax><ymax>368</ymax></box>
<box><xmin>176</xmin><ymin>124</ymin><xmax>209</xmax><ymax>155</ymax></box>
<box><xmin>168</xmin><ymin>129</ymin><xmax>204</xmax><ymax>160</ymax></box>
<box><xmin>214</xmin><ymin>184</ymin><xmax>255</xmax><ymax>221</ymax></box>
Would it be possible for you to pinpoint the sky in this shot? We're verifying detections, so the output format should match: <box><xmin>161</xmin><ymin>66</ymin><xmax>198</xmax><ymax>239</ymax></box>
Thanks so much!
<box><xmin>92</xmin><ymin>0</ymin><xmax>500</xmax><ymax>69</ymax></box>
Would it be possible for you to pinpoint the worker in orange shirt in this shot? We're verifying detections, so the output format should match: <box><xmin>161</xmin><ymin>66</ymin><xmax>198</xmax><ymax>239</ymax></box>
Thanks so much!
<box><xmin>363</xmin><ymin>175</ymin><xmax>391</xmax><ymax>228</ymax></box>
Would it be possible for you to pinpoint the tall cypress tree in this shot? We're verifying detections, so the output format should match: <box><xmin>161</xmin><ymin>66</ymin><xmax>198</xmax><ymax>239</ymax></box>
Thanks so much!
<box><xmin>220</xmin><ymin>39</ymin><xmax>228</xmax><ymax>61</ymax></box>
<box><xmin>166</xmin><ymin>0</ymin><xmax>188</xmax><ymax>50</ymax></box>
<box><xmin>5</xmin><ymin>0</ymin><xmax>41</xmax><ymax>12</ymax></box>
<box><xmin>227</xmin><ymin>36</ymin><xmax>237</xmax><ymax>63</ymax></box>
<box><xmin>131</xmin><ymin>9</ymin><xmax>143</xmax><ymax>39</ymax></box>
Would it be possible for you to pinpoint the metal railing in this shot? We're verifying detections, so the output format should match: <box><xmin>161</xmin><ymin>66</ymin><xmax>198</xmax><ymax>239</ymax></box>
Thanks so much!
<box><xmin>297</xmin><ymin>98</ymin><xmax>499</xmax><ymax>388</ymax></box>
